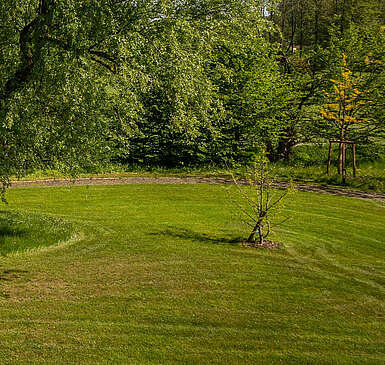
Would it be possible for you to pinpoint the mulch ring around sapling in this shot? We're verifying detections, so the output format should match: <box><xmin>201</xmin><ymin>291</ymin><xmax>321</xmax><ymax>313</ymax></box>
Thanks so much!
<box><xmin>241</xmin><ymin>240</ymin><xmax>283</xmax><ymax>249</ymax></box>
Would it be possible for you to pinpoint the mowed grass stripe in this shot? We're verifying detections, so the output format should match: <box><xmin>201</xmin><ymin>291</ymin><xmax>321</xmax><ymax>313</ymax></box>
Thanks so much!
<box><xmin>0</xmin><ymin>184</ymin><xmax>383</xmax><ymax>364</ymax></box>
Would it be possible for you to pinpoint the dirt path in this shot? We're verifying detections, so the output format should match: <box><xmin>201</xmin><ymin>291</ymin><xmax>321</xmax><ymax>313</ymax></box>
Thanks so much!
<box><xmin>9</xmin><ymin>176</ymin><xmax>385</xmax><ymax>202</ymax></box>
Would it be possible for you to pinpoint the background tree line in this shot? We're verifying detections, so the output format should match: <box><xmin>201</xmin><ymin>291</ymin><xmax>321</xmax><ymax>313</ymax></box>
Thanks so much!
<box><xmin>0</xmin><ymin>0</ymin><xmax>384</xmax><ymax>177</ymax></box>
<box><xmin>114</xmin><ymin>0</ymin><xmax>385</xmax><ymax>167</ymax></box>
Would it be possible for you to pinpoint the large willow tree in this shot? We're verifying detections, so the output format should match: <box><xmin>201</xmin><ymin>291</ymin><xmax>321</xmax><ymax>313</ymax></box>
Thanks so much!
<box><xmin>0</xmin><ymin>0</ymin><xmax>137</xmax><ymax>186</ymax></box>
<box><xmin>0</xmin><ymin>0</ymin><xmax>271</xmax><ymax>184</ymax></box>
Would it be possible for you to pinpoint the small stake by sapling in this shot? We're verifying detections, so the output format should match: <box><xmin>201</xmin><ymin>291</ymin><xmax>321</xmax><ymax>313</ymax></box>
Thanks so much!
<box><xmin>228</xmin><ymin>155</ymin><xmax>294</xmax><ymax>247</ymax></box>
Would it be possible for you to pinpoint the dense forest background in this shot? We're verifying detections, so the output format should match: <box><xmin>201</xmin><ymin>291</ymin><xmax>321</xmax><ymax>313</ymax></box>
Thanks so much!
<box><xmin>1</xmin><ymin>0</ymin><xmax>384</xmax><ymax>175</ymax></box>
<box><xmin>116</xmin><ymin>0</ymin><xmax>385</xmax><ymax>167</ymax></box>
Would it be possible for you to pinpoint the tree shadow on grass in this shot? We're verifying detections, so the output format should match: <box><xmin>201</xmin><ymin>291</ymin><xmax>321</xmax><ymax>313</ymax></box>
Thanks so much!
<box><xmin>0</xmin><ymin>212</ymin><xmax>27</xmax><ymax>255</ymax></box>
<box><xmin>0</xmin><ymin>267</ymin><xmax>28</xmax><ymax>299</ymax></box>
<box><xmin>151</xmin><ymin>227</ymin><xmax>243</xmax><ymax>246</ymax></box>
<box><xmin>0</xmin><ymin>269</ymin><xmax>28</xmax><ymax>281</ymax></box>
<box><xmin>0</xmin><ymin>267</ymin><xmax>29</xmax><ymax>298</ymax></box>
<box><xmin>0</xmin><ymin>211</ymin><xmax>27</xmax><ymax>235</ymax></box>
<box><xmin>0</xmin><ymin>212</ymin><xmax>29</xmax><ymax>289</ymax></box>
<box><xmin>0</xmin><ymin>225</ymin><xmax>26</xmax><ymax>240</ymax></box>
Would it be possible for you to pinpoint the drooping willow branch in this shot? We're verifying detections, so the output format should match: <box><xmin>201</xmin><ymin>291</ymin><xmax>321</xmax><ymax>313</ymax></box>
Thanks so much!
<box><xmin>1</xmin><ymin>0</ymin><xmax>120</xmax><ymax>104</ymax></box>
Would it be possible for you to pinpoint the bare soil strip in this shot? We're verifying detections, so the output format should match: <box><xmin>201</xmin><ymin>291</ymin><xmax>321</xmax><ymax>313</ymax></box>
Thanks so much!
<box><xmin>9</xmin><ymin>176</ymin><xmax>385</xmax><ymax>202</ymax></box>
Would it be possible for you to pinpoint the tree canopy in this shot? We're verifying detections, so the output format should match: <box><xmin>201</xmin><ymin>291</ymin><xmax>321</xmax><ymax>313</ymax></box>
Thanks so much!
<box><xmin>1</xmin><ymin>0</ymin><xmax>384</xmax><ymax>174</ymax></box>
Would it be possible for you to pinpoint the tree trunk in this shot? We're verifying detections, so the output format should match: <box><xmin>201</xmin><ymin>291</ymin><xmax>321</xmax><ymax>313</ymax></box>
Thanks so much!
<box><xmin>258</xmin><ymin>226</ymin><xmax>264</xmax><ymax>245</ymax></box>
<box><xmin>247</xmin><ymin>221</ymin><xmax>263</xmax><ymax>244</ymax></box>
<box><xmin>247</xmin><ymin>223</ymin><xmax>258</xmax><ymax>243</ymax></box>
<box><xmin>340</xmin><ymin>0</ymin><xmax>346</xmax><ymax>34</ymax></box>
<box><xmin>327</xmin><ymin>141</ymin><xmax>332</xmax><ymax>174</ymax></box>
<box><xmin>265</xmin><ymin>141</ymin><xmax>278</xmax><ymax>162</ymax></box>
<box><xmin>299</xmin><ymin>6</ymin><xmax>304</xmax><ymax>55</ymax></box>
<box><xmin>290</xmin><ymin>12</ymin><xmax>296</xmax><ymax>53</ymax></box>
<box><xmin>0</xmin><ymin>1</ymin><xmax>53</xmax><ymax>104</ymax></box>
<box><xmin>338</xmin><ymin>129</ymin><xmax>345</xmax><ymax>175</ymax></box>
<box><xmin>314</xmin><ymin>5</ymin><xmax>319</xmax><ymax>47</ymax></box>
<box><xmin>281</xmin><ymin>0</ymin><xmax>287</xmax><ymax>47</ymax></box>
<box><xmin>342</xmin><ymin>141</ymin><xmax>346</xmax><ymax>184</ymax></box>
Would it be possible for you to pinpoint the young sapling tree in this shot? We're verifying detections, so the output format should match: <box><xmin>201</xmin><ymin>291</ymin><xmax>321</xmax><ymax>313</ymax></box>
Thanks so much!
<box><xmin>229</xmin><ymin>155</ymin><xmax>293</xmax><ymax>247</ymax></box>
<box><xmin>321</xmin><ymin>53</ymin><xmax>372</xmax><ymax>179</ymax></box>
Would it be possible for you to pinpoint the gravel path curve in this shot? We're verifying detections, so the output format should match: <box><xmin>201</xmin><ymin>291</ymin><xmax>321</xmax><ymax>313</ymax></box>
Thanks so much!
<box><xmin>9</xmin><ymin>176</ymin><xmax>385</xmax><ymax>202</ymax></box>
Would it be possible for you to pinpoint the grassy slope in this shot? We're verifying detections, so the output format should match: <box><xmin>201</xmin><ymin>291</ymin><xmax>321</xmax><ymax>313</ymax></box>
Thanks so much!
<box><xmin>0</xmin><ymin>184</ymin><xmax>384</xmax><ymax>364</ymax></box>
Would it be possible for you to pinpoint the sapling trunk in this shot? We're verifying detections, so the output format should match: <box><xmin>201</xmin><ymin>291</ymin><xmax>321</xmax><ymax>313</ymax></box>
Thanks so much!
<box><xmin>338</xmin><ymin>129</ymin><xmax>345</xmax><ymax>176</ymax></box>
<box><xmin>247</xmin><ymin>223</ymin><xmax>258</xmax><ymax>243</ymax></box>
<box><xmin>258</xmin><ymin>225</ymin><xmax>264</xmax><ymax>245</ymax></box>
<box><xmin>247</xmin><ymin>221</ymin><xmax>263</xmax><ymax>245</ymax></box>
<box><xmin>342</xmin><ymin>142</ymin><xmax>347</xmax><ymax>184</ymax></box>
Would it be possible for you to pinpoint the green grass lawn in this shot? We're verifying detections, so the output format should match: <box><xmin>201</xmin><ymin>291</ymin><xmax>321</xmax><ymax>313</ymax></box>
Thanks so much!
<box><xmin>0</xmin><ymin>184</ymin><xmax>384</xmax><ymax>364</ymax></box>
